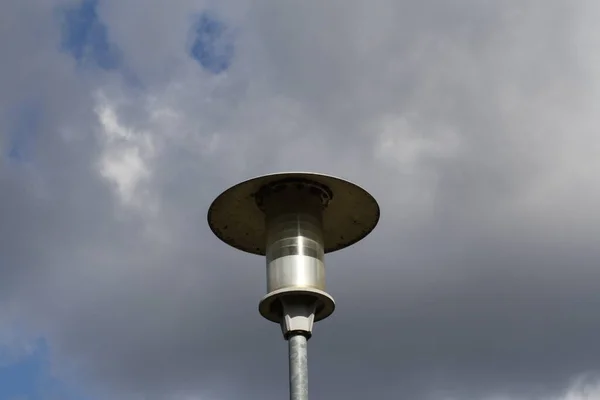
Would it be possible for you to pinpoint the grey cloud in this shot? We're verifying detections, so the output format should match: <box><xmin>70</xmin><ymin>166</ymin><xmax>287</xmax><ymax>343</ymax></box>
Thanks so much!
<box><xmin>1</xmin><ymin>0</ymin><xmax>599</xmax><ymax>399</ymax></box>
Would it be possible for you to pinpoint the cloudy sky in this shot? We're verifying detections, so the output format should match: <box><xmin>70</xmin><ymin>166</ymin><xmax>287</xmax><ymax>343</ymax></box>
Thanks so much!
<box><xmin>2</xmin><ymin>0</ymin><xmax>600</xmax><ymax>399</ymax></box>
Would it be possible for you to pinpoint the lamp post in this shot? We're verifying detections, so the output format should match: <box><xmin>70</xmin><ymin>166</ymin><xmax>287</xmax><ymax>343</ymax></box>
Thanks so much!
<box><xmin>208</xmin><ymin>172</ymin><xmax>379</xmax><ymax>400</ymax></box>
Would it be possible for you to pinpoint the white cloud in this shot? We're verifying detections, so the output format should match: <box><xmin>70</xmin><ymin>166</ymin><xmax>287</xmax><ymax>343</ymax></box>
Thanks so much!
<box><xmin>95</xmin><ymin>91</ymin><xmax>156</xmax><ymax>212</ymax></box>
<box><xmin>555</xmin><ymin>375</ymin><xmax>600</xmax><ymax>400</ymax></box>
<box><xmin>375</xmin><ymin>113</ymin><xmax>461</xmax><ymax>172</ymax></box>
<box><xmin>477</xmin><ymin>375</ymin><xmax>600</xmax><ymax>400</ymax></box>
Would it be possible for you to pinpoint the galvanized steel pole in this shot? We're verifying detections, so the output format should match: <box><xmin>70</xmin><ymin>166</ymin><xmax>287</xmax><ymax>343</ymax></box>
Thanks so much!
<box><xmin>288</xmin><ymin>333</ymin><xmax>309</xmax><ymax>400</ymax></box>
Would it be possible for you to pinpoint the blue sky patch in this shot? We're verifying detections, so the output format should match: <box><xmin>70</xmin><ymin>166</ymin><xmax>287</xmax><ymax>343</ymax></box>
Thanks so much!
<box><xmin>59</xmin><ymin>0</ymin><xmax>121</xmax><ymax>70</ymax></box>
<box><xmin>190</xmin><ymin>12</ymin><xmax>234</xmax><ymax>74</ymax></box>
<box><xmin>0</xmin><ymin>339</ymin><xmax>89</xmax><ymax>400</ymax></box>
<box><xmin>0</xmin><ymin>341</ymin><xmax>45</xmax><ymax>399</ymax></box>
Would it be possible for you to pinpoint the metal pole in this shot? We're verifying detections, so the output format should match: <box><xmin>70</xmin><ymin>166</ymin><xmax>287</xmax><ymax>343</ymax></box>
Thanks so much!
<box><xmin>288</xmin><ymin>333</ymin><xmax>309</xmax><ymax>400</ymax></box>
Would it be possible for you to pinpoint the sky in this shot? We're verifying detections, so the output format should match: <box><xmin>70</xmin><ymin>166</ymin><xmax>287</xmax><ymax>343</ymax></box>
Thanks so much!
<box><xmin>1</xmin><ymin>0</ymin><xmax>600</xmax><ymax>399</ymax></box>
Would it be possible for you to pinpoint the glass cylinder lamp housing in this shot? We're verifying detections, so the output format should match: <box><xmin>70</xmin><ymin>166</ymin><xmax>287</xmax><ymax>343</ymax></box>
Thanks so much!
<box><xmin>266</xmin><ymin>211</ymin><xmax>325</xmax><ymax>293</ymax></box>
<box><xmin>257</xmin><ymin>179</ymin><xmax>335</xmax><ymax>323</ymax></box>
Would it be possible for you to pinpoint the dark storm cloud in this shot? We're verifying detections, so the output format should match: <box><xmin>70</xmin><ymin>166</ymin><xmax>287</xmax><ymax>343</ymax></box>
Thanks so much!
<box><xmin>1</xmin><ymin>1</ymin><xmax>599</xmax><ymax>399</ymax></box>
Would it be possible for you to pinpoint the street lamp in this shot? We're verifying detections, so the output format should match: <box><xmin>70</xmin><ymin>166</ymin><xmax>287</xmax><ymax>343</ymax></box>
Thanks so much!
<box><xmin>208</xmin><ymin>172</ymin><xmax>379</xmax><ymax>400</ymax></box>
